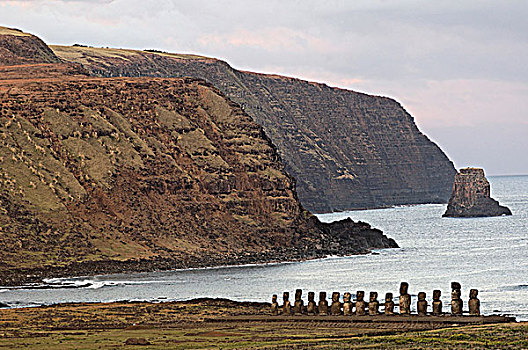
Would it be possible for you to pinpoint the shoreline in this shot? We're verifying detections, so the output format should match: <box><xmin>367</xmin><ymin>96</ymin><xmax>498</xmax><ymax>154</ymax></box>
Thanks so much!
<box><xmin>0</xmin><ymin>246</ymin><xmax>393</xmax><ymax>287</ymax></box>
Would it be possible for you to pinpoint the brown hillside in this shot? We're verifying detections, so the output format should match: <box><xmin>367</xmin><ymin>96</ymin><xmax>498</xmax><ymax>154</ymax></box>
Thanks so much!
<box><xmin>50</xmin><ymin>44</ymin><xmax>456</xmax><ymax>212</ymax></box>
<box><xmin>0</xmin><ymin>29</ymin><xmax>397</xmax><ymax>284</ymax></box>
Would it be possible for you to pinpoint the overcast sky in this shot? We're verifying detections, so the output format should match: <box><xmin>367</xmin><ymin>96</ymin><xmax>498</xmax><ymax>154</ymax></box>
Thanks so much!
<box><xmin>1</xmin><ymin>0</ymin><xmax>527</xmax><ymax>175</ymax></box>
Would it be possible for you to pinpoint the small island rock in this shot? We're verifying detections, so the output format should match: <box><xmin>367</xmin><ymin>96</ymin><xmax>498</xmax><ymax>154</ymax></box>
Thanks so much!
<box><xmin>443</xmin><ymin>168</ymin><xmax>512</xmax><ymax>217</ymax></box>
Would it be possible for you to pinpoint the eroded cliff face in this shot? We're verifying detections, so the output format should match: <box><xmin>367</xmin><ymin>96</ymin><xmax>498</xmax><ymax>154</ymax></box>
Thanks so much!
<box><xmin>0</xmin><ymin>28</ymin><xmax>397</xmax><ymax>284</ymax></box>
<box><xmin>443</xmin><ymin>168</ymin><xmax>512</xmax><ymax>217</ymax></box>
<box><xmin>50</xmin><ymin>45</ymin><xmax>457</xmax><ymax>212</ymax></box>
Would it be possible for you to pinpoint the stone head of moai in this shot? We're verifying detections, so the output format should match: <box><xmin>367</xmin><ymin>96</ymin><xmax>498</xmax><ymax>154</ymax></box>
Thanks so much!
<box><xmin>469</xmin><ymin>289</ymin><xmax>481</xmax><ymax>316</ymax></box>
<box><xmin>451</xmin><ymin>288</ymin><xmax>461</xmax><ymax>300</ymax></box>
<box><xmin>432</xmin><ymin>289</ymin><xmax>443</xmax><ymax>315</ymax></box>
<box><xmin>384</xmin><ymin>292</ymin><xmax>395</xmax><ymax>315</ymax></box>
<box><xmin>283</xmin><ymin>291</ymin><xmax>289</xmax><ymax>302</ymax></box>
<box><xmin>308</xmin><ymin>291</ymin><xmax>315</xmax><ymax>302</ymax></box>
<box><xmin>451</xmin><ymin>282</ymin><xmax>461</xmax><ymax>291</ymax></box>
<box><xmin>400</xmin><ymin>282</ymin><xmax>409</xmax><ymax>295</ymax></box>
<box><xmin>433</xmin><ymin>289</ymin><xmax>441</xmax><ymax>301</ymax></box>
<box><xmin>332</xmin><ymin>292</ymin><xmax>340</xmax><ymax>302</ymax></box>
<box><xmin>343</xmin><ymin>292</ymin><xmax>351</xmax><ymax>303</ymax></box>
<box><xmin>355</xmin><ymin>290</ymin><xmax>364</xmax><ymax>301</ymax></box>
<box><xmin>295</xmin><ymin>289</ymin><xmax>302</xmax><ymax>301</ymax></box>
<box><xmin>270</xmin><ymin>294</ymin><xmax>279</xmax><ymax>315</ymax></box>
<box><xmin>370</xmin><ymin>292</ymin><xmax>378</xmax><ymax>302</ymax></box>
<box><xmin>343</xmin><ymin>292</ymin><xmax>353</xmax><ymax>315</ymax></box>
<box><xmin>417</xmin><ymin>292</ymin><xmax>428</xmax><ymax>316</ymax></box>
<box><xmin>319</xmin><ymin>291</ymin><xmax>327</xmax><ymax>302</ymax></box>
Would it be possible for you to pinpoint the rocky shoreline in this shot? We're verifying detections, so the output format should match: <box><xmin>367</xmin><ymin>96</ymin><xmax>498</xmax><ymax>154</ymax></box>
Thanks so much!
<box><xmin>0</xmin><ymin>224</ymin><xmax>397</xmax><ymax>287</ymax></box>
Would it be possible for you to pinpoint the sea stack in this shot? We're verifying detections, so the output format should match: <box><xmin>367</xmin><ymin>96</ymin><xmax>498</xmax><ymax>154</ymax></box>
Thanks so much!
<box><xmin>443</xmin><ymin>168</ymin><xmax>512</xmax><ymax>217</ymax></box>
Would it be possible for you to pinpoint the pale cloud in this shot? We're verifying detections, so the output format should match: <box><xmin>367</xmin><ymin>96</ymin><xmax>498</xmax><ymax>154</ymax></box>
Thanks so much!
<box><xmin>0</xmin><ymin>0</ymin><xmax>526</xmax><ymax>174</ymax></box>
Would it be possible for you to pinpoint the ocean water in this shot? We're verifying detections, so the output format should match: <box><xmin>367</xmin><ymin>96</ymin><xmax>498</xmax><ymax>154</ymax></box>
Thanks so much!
<box><xmin>1</xmin><ymin>176</ymin><xmax>527</xmax><ymax>320</ymax></box>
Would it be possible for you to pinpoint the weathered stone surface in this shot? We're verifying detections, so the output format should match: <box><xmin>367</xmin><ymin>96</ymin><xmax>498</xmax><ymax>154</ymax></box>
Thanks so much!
<box><xmin>355</xmin><ymin>291</ymin><xmax>366</xmax><ymax>316</ymax></box>
<box><xmin>330</xmin><ymin>292</ymin><xmax>342</xmax><ymax>315</ymax></box>
<box><xmin>342</xmin><ymin>292</ymin><xmax>353</xmax><ymax>315</ymax></box>
<box><xmin>282</xmin><ymin>292</ymin><xmax>291</xmax><ymax>315</ymax></box>
<box><xmin>417</xmin><ymin>292</ymin><xmax>428</xmax><ymax>316</ymax></box>
<box><xmin>469</xmin><ymin>289</ymin><xmax>481</xmax><ymax>316</ymax></box>
<box><xmin>443</xmin><ymin>168</ymin><xmax>512</xmax><ymax>217</ymax></box>
<box><xmin>306</xmin><ymin>292</ymin><xmax>316</xmax><ymax>315</ymax></box>
<box><xmin>0</xmin><ymin>28</ymin><xmax>399</xmax><ymax>285</ymax></box>
<box><xmin>384</xmin><ymin>293</ymin><xmax>394</xmax><ymax>315</ymax></box>
<box><xmin>50</xmin><ymin>42</ymin><xmax>456</xmax><ymax>213</ymax></box>
<box><xmin>451</xmin><ymin>282</ymin><xmax>463</xmax><ymax>316</ymax></box>
<box><xmin>318</xmin><ymin>292</ymin><xmax>328</xmax><ymax>316</ymax></box>
<box><xmin>432</xmin><ymin>290</ymin><xmax>443</xmax><ymax>315</ymax></box>
<box><xmin>368</xmin><ymin>292</ymin><xmax>379</xmax><ymax>316</ymax></box>
<box><xmin>399</xmin><ymin>282</ymin><xmax>411</xmax><ymax>315</ymax></box>
<box><xmin>293</xmin><ymin>289</ymin><xmax>304</xmax><ymax>315</ymax></box>
<box><xmin>270</xmin><ymin>294</ymin><xmax>279</xmax><ymax>315</ymax></box>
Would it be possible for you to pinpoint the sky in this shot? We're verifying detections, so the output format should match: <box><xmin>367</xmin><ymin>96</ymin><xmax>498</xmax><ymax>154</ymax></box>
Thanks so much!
<box><xmin>1</xmin><ymin>0</ymin><xmax>527</xmax><ymax>175</ymax></box>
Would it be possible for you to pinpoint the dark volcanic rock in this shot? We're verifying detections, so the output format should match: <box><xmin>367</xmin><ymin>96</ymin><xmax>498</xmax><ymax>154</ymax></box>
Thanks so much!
<box><xmin>0</xmin><ymin>27</ymin><xmax>397</xmax><ymax>285</ymax></box>
<box><xmin>443</xmin><ymin>168</ymin><xmax>512</xmax><ymax>217</ymax></box>
<box><xmin>50</xmin><ymin>44</ymin><xmax>456</xmax><ymax>212</ymax></box>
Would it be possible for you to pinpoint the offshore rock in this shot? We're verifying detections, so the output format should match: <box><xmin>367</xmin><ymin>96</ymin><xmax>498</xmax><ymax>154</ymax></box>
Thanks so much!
<box><xmin>443</xmin><ymin>168</ymin><xmax>512</xmax><ymax>217</ymax></box>
<box><xmin>49</xmin><ymin>40</ymin><xmax>456</xmax><ymax>212</ymax></box>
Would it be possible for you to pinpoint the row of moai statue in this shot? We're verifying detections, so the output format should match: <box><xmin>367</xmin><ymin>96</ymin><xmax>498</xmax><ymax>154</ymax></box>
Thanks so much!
<box><xmin>270</xmin><ymin>282</ymin><xmax>481</xmax><ymax>316</ymax></box>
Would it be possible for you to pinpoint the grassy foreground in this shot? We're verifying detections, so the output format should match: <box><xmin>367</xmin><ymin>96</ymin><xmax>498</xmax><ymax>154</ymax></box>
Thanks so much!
<box><xmin>0</xmin><ymin>299</ymin><xmax>525</xmax><ymax>349</ymax></box>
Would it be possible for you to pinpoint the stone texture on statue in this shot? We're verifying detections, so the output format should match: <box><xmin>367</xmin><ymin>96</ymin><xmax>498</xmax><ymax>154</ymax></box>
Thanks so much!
<box><xmin>432</xmin><ymin>289</ymin><xmax>443</xmax><ymax>315</ymax></box>
<box><xmin>469</xmin><ymin>289</ymin><xmax>481</xmax><ymax>316</ymax></box>
<box><xmin>451</xmin><ymin>282</ymin><xmax>463</xmax><ymax>315</ymax></box>
<box><xmin>271</xmin><ymin>294</ymin><xmax>279</xmax><ymax>315</ymax></box>
<box><xmin>307</xmin><ymin>292</ymin><xmax>317</xmax><ymax>315</ymax></box>
<box><xmin>399</xmin><ymin>282</ymin><xmax>411</xmax><ymax>315</ymax></box>
<box><xmin>330</xmin><ymin>292</ymin><xmax>342</xmax><ymax>315</ymax></box>
<box><xmin>417</xmin><ymin>292</ymin><xmax>428</xmax><ymax>316</ymax></box>
<box><xmin>343</xmin><ymin>292</ymin><xmax>353</xmax><ymax>315</ymax></box>
<box><xmin>355</xmin><ymin>291</ymin><xmax>367</xmax><ymax>315</ymax></box>
<box><xmin>282</xmin><ymin>292</ymin><xmax>291</xmax><ymax>315</ymax></box>
<box><xmin>293</xmin><ymin>289</ymin><xmax>304</xmax><ymax>315</ymax></box>
<box><xmin>443</xmin><ymin>168</ymin><xmax>512</xmax><ymax>217</ymax></box>
<box><xmin>318</xmin><ymin>291</ymin><xmax>329</xmax><ymax>315</ymax></box>
<box><xmin>384</xmin><ymin>293</ymin><xmax>395</xmax><ymax>315</ymax></box>
<box><xmin>368</xmin><ymin>292</ymin><xmax>379</xmax><ymax>315</ymax></box>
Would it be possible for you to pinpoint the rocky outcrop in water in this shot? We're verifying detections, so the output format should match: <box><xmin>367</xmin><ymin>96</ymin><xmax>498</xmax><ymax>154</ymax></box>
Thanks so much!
<box><xmin>50</xmin><ymin>44</ymin><xmax>456</xmax><ymax>212</ymax></box>
<box><xmin>443</xmin><ymin>168</ymin><xmax>512</xmax><ymax>217</ymax></box>
<box><xmin>0</xmin><ymin>26</ymin><xmax>397</xmax><ymax>285</ymax></box>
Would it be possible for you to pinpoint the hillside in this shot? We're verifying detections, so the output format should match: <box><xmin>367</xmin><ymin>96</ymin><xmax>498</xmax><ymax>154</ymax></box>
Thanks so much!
<box><xmin>50</xmin><ymin>44</ymin><xmax>456</xmax><ymax>212</ymax></box>
<box><xmin>0</xmin><ymin>27</ymin><xmax>397</xmax><ymax>284</ymax></box>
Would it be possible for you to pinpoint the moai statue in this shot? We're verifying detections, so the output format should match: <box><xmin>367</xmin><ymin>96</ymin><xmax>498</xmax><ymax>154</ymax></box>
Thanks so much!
<box><xmin>342</xmin><ymin>292</ymin><xmax>353</xmax><ymax>315</ymax></box>
<box><xmin>282</xmin><ymin>292</ymin><xmax>291</xmax><ymax>315</ymax></box>
<box><xmin>368</xmin><ymin>292</ymin><xmax>379</xmax><ymax>315</ymax></box>
<box><xmin>330</xmin><ymin>292</ymin><xmax>342</xmax><ymax>315</ymax></box>
<box><xmin>417</xmin><ymin>292</ymin><xmax>428</xmax><ymax>316</ymax></box>
<box><xmin>307</xmin><ymin>292</ymin><xmax>317</xmax><ymax>315</ymax></box>
<box><xmin>432</xmin><ymin>290</ymin><xmax>443</xmax><ymax>315</ymax></box>
<box><xmin>399</xmin><ymin>282</ymin><xmax>411</xmax><ymax>315</ymax></box>
<box><xmin>451</xmin><ymin>282</ymin><xmax>463</xmax><ymax>315</ymax></box>
<box><xmin>293</xmin><ymin>289</ymin><xmax>304</xmax><ymax>315</ymax></box>
<box><xmin>270</xmin><ymin>294</ymin><xmax>279</xmax><ymax>315</ymax></box>
<box><xmin>318</xmin><ymin>291</ymin><xmax>329</xmax><ymax>316</ymax></box>
<box><xmin>355</xmin><ymin>291</ymin><xmax>366</xmax><ymax>315</ymax></box>
<box><xmin>384</xmin><ymin>293</ymin><xmax>395</xmax><ymax>315</ymax></box>
<box><xmin>468</xmin><ymin>289</ymin><xmax>480</xmax><ymax>316</ymax></box>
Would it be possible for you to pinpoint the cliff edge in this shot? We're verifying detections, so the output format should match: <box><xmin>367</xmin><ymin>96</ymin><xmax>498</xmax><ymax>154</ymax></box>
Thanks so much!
<box><xmin>443</xmin><ymin>168</ymin><xmax>512</xmax><ymax>217</ymax></box>
<box><xmin>50</xmin><ymin>44</ymin><xmax>457</xmax><ymax>212</ymax></box>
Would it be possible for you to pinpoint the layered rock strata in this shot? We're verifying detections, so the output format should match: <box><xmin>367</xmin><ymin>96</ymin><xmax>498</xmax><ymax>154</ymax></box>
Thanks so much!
<box><xmin>443</xmin><ymin>168</ymin><xmax>512</xmax><ymax>217</ymax></box>
<box><xmin>0</xmin><ymin>27</ymin><xmax>397</xmax><ymax>285</ymax></box>
<box><xmin>50</xmin><ymin>44</ymin><xmax>457</xmax><ymax>212</ymax></box>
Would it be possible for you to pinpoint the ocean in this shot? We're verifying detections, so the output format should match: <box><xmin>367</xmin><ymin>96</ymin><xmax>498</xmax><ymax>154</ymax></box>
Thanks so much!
<box><xmin>1</xmin><ymin>175</ymin><xmax>527</xmax><ymax>320</ymax></box>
